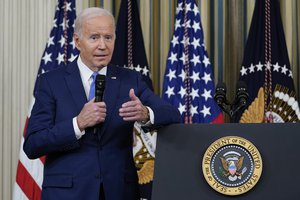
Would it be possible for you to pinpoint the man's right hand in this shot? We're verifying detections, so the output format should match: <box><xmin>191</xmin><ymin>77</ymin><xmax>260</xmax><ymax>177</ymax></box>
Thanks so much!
<box><xmin>77</xmin><ymin>98</ymin><xmax>106</xmax><ymax>131</ymax></box>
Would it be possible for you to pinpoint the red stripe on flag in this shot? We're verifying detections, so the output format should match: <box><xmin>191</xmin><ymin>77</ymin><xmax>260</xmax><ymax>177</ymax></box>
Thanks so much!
<box><xmin>212</xmin><ymin>113</ymin><xmax>224</xmax><ymax>124</ymax></box>
<box><xmin>40</xmin><ymin>156</ymin><xmax>46</xmax><ymax>164</ymax></box>
<box><xmin>23</xmin><ymin>118</ymin><xmax>29</xmax><ymax>137</ymax></box>
<box><xmin>16</xmin><ymin>160</ymin><xmax>41</xmax><ymax>200</ymax></box>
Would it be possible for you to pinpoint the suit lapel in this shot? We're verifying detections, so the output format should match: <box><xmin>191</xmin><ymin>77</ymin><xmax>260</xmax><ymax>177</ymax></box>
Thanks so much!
<box><xmin>101</xmin><ymin>65</ymin><xmax>121</xmax><ymax>131</ymax></box>
<box><xmin>64</xmin><ymin>61</ymin><xmax>87</xmax><ymax>112</ymax></box>
<box><xmin>64</xmin><ymin>62</ymin><xmax>121</xmax><ymax>137</ymax></box>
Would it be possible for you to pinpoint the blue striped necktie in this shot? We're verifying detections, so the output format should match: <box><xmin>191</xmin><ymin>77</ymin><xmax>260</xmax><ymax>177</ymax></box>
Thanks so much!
<box><xmin>88</xmin><ymin>72</ymin><xmax>98</xmax><ymax>101</ymax></box>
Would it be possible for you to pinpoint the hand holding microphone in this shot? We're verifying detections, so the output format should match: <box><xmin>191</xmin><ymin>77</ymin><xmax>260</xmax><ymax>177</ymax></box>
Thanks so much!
<box><xmin>76</xmin><ymin>75</ymin><xmax>106</xmax><ymax>132</ymax></box>
<box><xmin>93</xmin><ymin>75</ymin><xmax>106</xmax><ymax>133</ymax></box>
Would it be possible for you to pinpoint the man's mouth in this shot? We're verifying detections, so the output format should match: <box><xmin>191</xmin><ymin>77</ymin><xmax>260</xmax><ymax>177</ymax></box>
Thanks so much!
<box><xmin>95</xmin><ymin>54</ymin><xmax>106</xmax><ymax>58</ymax></box>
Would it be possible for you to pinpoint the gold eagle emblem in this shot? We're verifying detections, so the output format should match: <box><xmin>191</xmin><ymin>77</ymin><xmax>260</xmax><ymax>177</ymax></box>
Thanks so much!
<box><xmin>220</xmin><ymin>156</ymin><xmax>244</xmax><ymax>177</ymax></box>
<box><xmin>240</xmin><ymin>87</ymin><xmax>265</xmax><ymax>123</ymax></box>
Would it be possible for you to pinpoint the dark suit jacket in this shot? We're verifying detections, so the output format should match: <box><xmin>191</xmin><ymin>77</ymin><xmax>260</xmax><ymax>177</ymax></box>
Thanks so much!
<box><xmin>23</xmin><ymin>60</ymin><xmax>181</xmax><ymax>200</ymax></box>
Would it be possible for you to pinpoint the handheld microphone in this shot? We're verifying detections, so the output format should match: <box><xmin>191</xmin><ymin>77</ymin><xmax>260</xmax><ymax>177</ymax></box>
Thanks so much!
<box><xmin>94</xmin><ymin>75</ymin><xmax>106</xmax><ymax>134</ymax></box>
<box><xmin>95</xmin><ymin>75</ymin><xmax>106</xmax><ymax>102</ymax></box>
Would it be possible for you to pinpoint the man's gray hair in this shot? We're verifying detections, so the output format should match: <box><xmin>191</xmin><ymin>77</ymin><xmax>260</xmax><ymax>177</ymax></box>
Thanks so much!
<box><xmin>74</xmin><ymin>7</ymin><xmax>115</xmax><ymax>38</ymax></box>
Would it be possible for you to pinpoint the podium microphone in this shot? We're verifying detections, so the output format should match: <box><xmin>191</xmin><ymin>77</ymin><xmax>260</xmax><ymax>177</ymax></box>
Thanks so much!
<box><xmin>94</xmin><ymin>74</ymin><xmax>106</xmax><ymax>134</ymax></box>
<box><xmin>235</xmin><ymin>81</ymin><xmax>248</xmax><ymax>107</ymax></box>
<box><xmin>214</xmin><ymin>82</ymin><xmax>229</xmax><ymax>115</ymax></box>
<box><xmin>214</xmin><ymin>81</ymin><xmax>249</xmax><ymax>122</ymax></box>
<box><xmin>214</xmin><ymin>82</ymin><xmax>227</xmax><ymax>105</ymax></box>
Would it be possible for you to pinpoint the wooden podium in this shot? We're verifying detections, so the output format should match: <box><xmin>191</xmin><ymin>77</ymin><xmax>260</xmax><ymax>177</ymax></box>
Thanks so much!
<box><xmin>152</xmin><ymin>123</ymin><xmax>300</xmax><ymax>200</ymax></box>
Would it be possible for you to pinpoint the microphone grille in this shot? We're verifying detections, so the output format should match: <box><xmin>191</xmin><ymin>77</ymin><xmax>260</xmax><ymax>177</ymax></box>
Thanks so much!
<box><xmin>96</xmin><ymin>75</ymin><xmax>106</xmax><ymax>89</ymax></box>
<box><xmin>236</xmin><ymin>80</ymin><xmax>247</xmax><ymax>91</ymax></box>
<box><xmin>216</xmin><ymin>82</ymin><xmax>227</xmax><ymax>92</ymax></box>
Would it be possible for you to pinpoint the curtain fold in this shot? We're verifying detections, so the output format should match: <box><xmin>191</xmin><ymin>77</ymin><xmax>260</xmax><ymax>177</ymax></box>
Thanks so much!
<box><xmin>1</xmin><ymin>1</ymin><xmax>57</xmax><ymax>199</ymax></box>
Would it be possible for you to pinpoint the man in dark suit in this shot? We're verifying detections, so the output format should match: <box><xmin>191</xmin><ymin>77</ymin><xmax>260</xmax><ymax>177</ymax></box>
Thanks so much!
<box><xmin>23</xmin><ymin>7</ymin><xmax>181</xmax><ymax>200</ymax></box>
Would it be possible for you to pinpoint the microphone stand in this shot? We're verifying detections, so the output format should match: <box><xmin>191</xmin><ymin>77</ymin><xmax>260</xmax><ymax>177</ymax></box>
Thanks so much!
<box><xmin>220</xmin><ymin>102</ymin><xmax>246</xmax><ymax>123</ymax></box>
<box><xmin>214</xmin><ymin>82</ymin><xmax>248</xmax><ymax>123</ymax></box>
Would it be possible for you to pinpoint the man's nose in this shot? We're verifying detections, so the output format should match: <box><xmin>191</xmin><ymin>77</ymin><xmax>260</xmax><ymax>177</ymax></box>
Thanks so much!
<box><xmin>97</xmin><ymin>38</ymin><xmax>106</xmax><ymax>49</ymax></box>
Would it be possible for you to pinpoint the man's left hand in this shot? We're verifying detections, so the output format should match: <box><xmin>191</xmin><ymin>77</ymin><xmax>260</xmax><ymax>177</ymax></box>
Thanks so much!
<box><xmin>119</xmin><ymin>89</ymin><xmax>149</xmax><ymax>122</ymax></box>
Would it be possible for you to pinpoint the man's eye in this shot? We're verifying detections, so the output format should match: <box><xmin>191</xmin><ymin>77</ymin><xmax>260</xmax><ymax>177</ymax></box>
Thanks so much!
<box><xmin>104</xmin><ymin>36</ymin><xmax>113</xmax><ymax>41</ymax></box>
<box><xmin>90</xmin><ymin>36</ymin><xmax>98</xmax><ymax>40</ymax></box>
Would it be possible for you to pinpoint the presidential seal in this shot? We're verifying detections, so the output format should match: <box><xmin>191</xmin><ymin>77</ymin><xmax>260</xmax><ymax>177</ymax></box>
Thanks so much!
<box><xmin>202</xmin><ymin>136</ymin><xmax>263</xmax><ymax>196</ymax></box>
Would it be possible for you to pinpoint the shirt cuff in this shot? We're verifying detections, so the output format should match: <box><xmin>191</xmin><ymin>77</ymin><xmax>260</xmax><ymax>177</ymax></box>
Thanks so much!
<box><xmin>73</xmin><ymin>117</ymin><xmax>85</xmax><ymax>139</ymax></box>
<box><xmin>138</xmin><ymin>106</ymin><xmax>154</xmax><ymax>126</ymax></box>
<box><xmin>147</xmin><ymin>106</ymin><xmax>154</xmax><ymax>124</ymax></box>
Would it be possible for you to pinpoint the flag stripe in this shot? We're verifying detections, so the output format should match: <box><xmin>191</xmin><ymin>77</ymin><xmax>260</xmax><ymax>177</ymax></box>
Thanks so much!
<box><xmin>13</xmin><ymin>183</ymin><xmax>29</xmax><ymax>200</ymax></box>
<box><xmin>15</xmin><ymin>161</ymin><xmax>41</xmax><ymax>200</ymax></box>
<box><xmin>19</xmin><ymin>136</ymin><xmax>44</xmax><ymax>188</ymax></box>
<box><xmin>212</xmin><ymin>113</ymin><xmax>224</xmax><ymax>124</ymax></box>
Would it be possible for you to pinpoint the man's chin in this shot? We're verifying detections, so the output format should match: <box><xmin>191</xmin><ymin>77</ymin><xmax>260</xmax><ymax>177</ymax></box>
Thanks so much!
<box><xmin>96</xmin><ymin>63</ymin><xmax>108</xmax><ymax>69</ymax></box>
<box><xmin>93</xmin><ymin>60</ymin><xmax>108</xmax><ymax>66</ymax></box>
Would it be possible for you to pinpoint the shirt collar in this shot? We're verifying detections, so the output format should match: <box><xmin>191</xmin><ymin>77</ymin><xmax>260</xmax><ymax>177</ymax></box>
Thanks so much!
<box><xmin>77</xmin><ymin>55</ymin><xmax>107</xmax><ymax>83</ymax></box>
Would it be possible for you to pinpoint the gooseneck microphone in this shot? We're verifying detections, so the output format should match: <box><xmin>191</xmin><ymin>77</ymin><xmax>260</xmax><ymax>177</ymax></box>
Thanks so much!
<box><xmin>235</xmin><ymin>81</ymin><xmax>249</xmax><ymax>107</ymax></box>
<box><xmin>214</xmin><ymin>82</ymin><xmax>227</xmax><ymax>105</ymax></box>
<box><xmin>214</xmin><ymin>82</ymin><xmax>231</xmax><ymax>117</ymax></box>
<box><xmin>214</xmin><ymin>81</ymin><xmax>249</xmax><ymax>122</ymax></box>
<box><xmin>94</xmin><ymin>75</ymin><xmax>106</xmax><ymax>134</ymax></box>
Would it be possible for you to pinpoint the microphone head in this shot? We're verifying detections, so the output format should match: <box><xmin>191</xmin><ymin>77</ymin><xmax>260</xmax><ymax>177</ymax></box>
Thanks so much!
<box><xmin>235</xmin><ymin>81</ymin><xmax>248</xmax><ymax>106</ymax></box>
<box><xmin>236</xmin><ymin>80</ymin><xmax>247</xmax><ymax>91</ymax></box>
<box><xmin>216</xmin><ymin>82</ymin><xmax>227</xmax><ymax>93</ymax></box>
<box><xmin>95</xmin><ymin>75</ymin><xmax>106</xmax><ymax>102</ymax></box>
<box><xmin>96</xmin><ymin>74</ymin><xmax>106</xmax><ymax>90</ymax></box>
<box><xmin>214</xmin><ymin>82</ymin><xmax>227</xmax><ymax>105</ymax></box>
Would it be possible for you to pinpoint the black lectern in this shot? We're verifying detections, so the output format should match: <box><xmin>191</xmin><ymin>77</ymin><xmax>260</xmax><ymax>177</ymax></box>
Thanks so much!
<box><xmin>152</xmin><ymin>123</ymin><xmax>300</xmax><ymax>200</ymax></box>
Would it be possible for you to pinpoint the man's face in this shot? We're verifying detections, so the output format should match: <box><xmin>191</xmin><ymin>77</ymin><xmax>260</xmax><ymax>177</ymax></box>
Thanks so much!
<box><xmin>74</xmin><ymin>15</ymin><xmax>115</xmax><ymax>71</ymax></box>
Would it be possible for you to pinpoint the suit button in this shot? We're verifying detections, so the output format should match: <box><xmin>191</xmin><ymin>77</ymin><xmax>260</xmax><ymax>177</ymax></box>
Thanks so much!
<box><xmin>95</xmin><ymin>174</ymin><xmax>100</xmax><ymax>179</ymax></box>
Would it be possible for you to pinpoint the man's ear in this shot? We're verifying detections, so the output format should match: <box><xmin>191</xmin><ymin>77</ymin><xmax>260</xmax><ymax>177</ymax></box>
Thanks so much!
<box><xmin>73</xmin><ymin>33</ymin><xmax>80</xmax><ymax>50</ymax></box>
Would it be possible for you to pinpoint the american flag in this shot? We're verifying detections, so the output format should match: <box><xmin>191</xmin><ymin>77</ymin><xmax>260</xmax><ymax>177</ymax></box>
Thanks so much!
<box><xmin>13</xmin><ymin>0</ymin><xmax>78</xmax><ymax>199</ymax></box>
<box><xmin>162</xmin><ymin>0</ymin><xmax>223</xmax><ymax>124</ymax></box>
